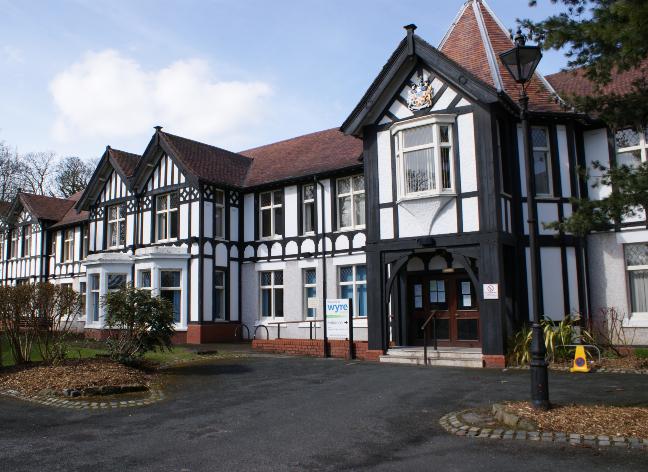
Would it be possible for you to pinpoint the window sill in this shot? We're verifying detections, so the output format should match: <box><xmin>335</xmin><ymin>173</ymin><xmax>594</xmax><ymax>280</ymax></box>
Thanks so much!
<box><xmin>396</xmin><ymin>192</ymin><xmax>456</xmax><ymax>204</ymax></box>
<box><xmin>336</xmin><ymin>226</ymin><xmax>365</xmax><ymax>232</ymax></box>
<box><xmin>623</xmin><ymin>313</ymin><xmax>648</xmax><ymax>328</ymax></box>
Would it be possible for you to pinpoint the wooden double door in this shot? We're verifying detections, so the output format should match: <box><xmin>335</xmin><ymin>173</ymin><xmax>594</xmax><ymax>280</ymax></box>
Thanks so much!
<box><xmin>407</xmin><ymin>273</ymin><xmax>481</xmax><ymax>347</ymax></box>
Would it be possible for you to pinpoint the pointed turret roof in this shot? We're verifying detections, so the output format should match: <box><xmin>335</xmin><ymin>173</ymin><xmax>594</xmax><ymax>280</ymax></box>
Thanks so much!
<box><xmin>439</xmin><ymin>0</ymin><xmax>561</xmax><ymax>112</ymax></box>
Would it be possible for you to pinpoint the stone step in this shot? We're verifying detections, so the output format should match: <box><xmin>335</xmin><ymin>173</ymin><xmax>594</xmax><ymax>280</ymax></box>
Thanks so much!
<box><xmin>379</xmin><ymin>347</ymin><xmax>483</xmax><ymax>368</ymax></box>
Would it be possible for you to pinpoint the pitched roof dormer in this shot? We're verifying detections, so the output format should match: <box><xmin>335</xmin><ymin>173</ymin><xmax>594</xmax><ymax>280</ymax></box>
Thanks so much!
<box><xmin>76</xmin><ymin>146</ymin><xmax>141</xmax><ymax>211</ymax></box>
<box><xmin>439</xmin><ymin>0</ymin><xmax>561</xmax><ymax>112</ymax></box>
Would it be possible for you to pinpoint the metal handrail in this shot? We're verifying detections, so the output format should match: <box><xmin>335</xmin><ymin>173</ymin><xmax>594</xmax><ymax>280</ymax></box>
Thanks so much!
<box><xmin>234</xmin><ymin>323</ymin><xmax>251</xmax><ymax>341</ymax></box>
<box><xmin>421</xmin><ymin>311</ymin><xmax>439</xmax><ymax>366</ymax></box>
<box><xmin>253</xmin><ymin>325</ymin><xmax>269</xmax><ymax>340</ymax></box>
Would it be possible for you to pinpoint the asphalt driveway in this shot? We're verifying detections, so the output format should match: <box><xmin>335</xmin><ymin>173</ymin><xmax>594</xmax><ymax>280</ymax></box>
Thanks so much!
<box><xmin>0</xmin><ymin>351</ymin><xmax>646</xmax><ymax>471</ymax></box>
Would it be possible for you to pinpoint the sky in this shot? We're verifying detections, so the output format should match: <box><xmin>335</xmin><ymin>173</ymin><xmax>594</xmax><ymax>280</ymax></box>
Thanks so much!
<box><xmin>0</xmin><ymin>0</ymin><xmax>570</xmax><ymax>162</ymax></box>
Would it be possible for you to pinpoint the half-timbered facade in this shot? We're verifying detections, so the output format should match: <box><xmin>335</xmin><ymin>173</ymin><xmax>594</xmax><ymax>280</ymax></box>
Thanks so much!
<box><xmin>0</xmin><ymin>0</ymin><xmax>643</xmax><ymax>362</ymax></box>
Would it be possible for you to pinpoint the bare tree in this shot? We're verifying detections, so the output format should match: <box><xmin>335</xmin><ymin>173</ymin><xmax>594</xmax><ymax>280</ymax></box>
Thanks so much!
<box><xmin>54</xmin><ymin>156</ymin><xmax>94</xmax><ymax>198</ymax></box>
<box><xmin>0</xmin><ymin>141</ymin><xmax>25</xmax><ymax>202</ymax></box>
<box><xmin>20</xmin><ymin>151</ymin><xmax>56</xmax><ymax>196</ymax></box>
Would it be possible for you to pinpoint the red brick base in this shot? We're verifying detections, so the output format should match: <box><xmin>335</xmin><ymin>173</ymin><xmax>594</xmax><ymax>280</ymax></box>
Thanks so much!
<box><xmin>84</xmin><ymin>328</ymin><xmax>187</xmax><ymax>345</ymax></box>
<box><xmin>252</xmin><ymin>339</ymin><xmax>383</xmax><ymax>362</ymax></box>
<box><xmin>186</xmin><ymin>323</ymin><xmax>240</xmax><ymax>344</ymax></box>
<box><xmin>482</xmin><ymin>354</ymin><xmax>506</xmax><ymax>368</ymax></box>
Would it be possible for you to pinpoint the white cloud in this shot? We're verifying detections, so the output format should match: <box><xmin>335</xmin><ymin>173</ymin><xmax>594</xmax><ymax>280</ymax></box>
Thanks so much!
<box><xmin>49</xmin><ymin>50</ymin><xmax>272</xmax><ymax>145</ymax></box>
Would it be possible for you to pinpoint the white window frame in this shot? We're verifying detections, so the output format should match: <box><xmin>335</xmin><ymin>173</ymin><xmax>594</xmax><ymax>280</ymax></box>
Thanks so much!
<box><xmin>338</xmin><ymin>265</ymin><xmax>367</xmax><ymax>317</ymax></box>
<box><xmin>214</xmin><ymin>189</ymin><xmax>225</xmax><ymax>239</ymax></box>
<box><xmin>615</xmin><ymin>127</ymin><xmax>648</xmax><ymax>165</ymax></box>
<box><xmin>138</xmin><ymin>269</ymin><xmax>152</xmax><ymax>291</ymax></box>
<box><xmin>391</xmin><ymin>114</ymin><xmax>456</xmax><ymax>200</ymax></box>
<box><xmin>302</xmin><ymin>184</ymin><xmax>316</xmax><ymax>235</ymax></box>
<box><xmin>156</xmin><ymin>192</ymin><xmax>179</xmax><ymax>242</ymax></box>
<box><xmin>336</xmin><ymin>175</ymin><xmax>366</xmax><ymax>230</ymax></box>
<box><xmin>214</xmin><ymin>270</ymin><xmax>225</xmax><ymax>319</ymax></box>
<box><xmin>531</xmin><ymin>126</ymin><xmax>553</xmax><ymax>197</ymax></box>
<box><xmin>79</xmin><ymin>281</ymin><xmax>87</xmax><ymax>316</ymax></box>
<box><xmin>259</xmin><ymin>190</ymin><xmax>283</xmax><ymax>239</ymax></box>
<box><xmin>107</xmin><ymin>204</ymin><xmax>125</xmax><ymax>248</ymax></box>
<box><xmin>63</xmin><ymin>228</ymin><xmax>74</xmax><ymax>262</ymax></box>
<box><xmin>303</xmin><ymin>268</ymin><xmax>317</xmax><ymax>319</ymax></box>
<box><xmin>10</xmin><ymin>229</ymin><xmax>18</xmax><ymax>259</ymax></box>
<box><xmin>160</xmin><ymin>270</ymin><xmax>182</xmax><ymax>324</ymax></box>
<box><xmin>22</xmin><ymin>225</ymin><xmax>31</xmax><ymax>258</ymax></box>
<box><xmin>0</xmin><ymin>232</ymin><xmax>4</xmax><ymax>261</ymax></box>
<box><xmin>82</xmin><ymin>226</ymin><xmax>89</xmax><ymax>259</ymax></box>
<box><xmin>89</xmin><ymin>274</ymin><xmax>100</xmax><ymax>322</ymax></box>
<box><xmin>259</xmin><ymin>270</ymin><xmax>284</xmax><ymax>319</ymax></box>
<box><xmin>624</xmin><ymin>244</ymin><xmax>648</xmax><ymax>317</ymax></box>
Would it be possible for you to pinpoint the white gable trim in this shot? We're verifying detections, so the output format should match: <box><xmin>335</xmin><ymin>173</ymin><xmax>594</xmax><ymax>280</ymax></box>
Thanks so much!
<box><xmin>472</xmin><ymin>0</ymin><xmax>504</xmax><ymax>92</ymax></box>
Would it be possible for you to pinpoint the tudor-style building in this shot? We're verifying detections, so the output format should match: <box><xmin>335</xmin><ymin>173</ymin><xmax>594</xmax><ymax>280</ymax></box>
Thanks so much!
<box><xmin>0</xmin><ymin>0</ymin><xmax>644</xmax><ymax>365</ymax></box>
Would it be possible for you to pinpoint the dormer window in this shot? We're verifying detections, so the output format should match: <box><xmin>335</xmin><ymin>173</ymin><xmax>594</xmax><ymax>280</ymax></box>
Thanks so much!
<box><xmin>156</xmin><ymin>192</ymin><xmax>179</xmax><ymax>242</ymax></box>
<box><xmin>107</xmin><ymin>204</ymin><xmax>126</xmax><ymax>248</ymax></box>
<box><xmin>392</xmin><ymin>115</ymin><xmax>455</xmax><ymax>199</ymax></box>
<box><xmin>22</xmin><ymin>226</ymin><xmax>31</xmax><ymax>257</ymax></box>
<box><xmin>63</xmin><ymin>228</ymin><xmax>74</xmax><ymax>262</ymax></box>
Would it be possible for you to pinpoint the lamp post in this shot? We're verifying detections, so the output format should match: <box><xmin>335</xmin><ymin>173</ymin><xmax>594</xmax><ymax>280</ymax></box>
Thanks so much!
<box><xmin>499</xmin><ymin>30</ymin><xmax>550</xmax><ymax>410</ymax></box>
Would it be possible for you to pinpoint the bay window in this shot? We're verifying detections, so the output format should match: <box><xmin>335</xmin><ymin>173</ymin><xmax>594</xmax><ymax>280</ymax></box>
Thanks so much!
<box><xmin>393</xmin><ymin>117</ymin><xmax>454</xmax><ymax>198</ymax></box>
<box><xmin>337</xmin><ymin>176</ymin><xmax>365</xmax><ymax>229</ymax></box>
<box><xmin>338</xmin><ymin>265</ymin><xmax>367</xmax><ymax>317</ymax></box>
<box><xmin>107</xmin><ymin>205</ymin><xmax>126</xmax><ymax>248</ymax></box>
<box><xmin>160</xmin><ymin>270</ymin><xmax>182</xmax><ymax>323</ymax></box>
<box><xmin>531</xmin><ymin>126</ymin><xmax>553</xmax><ymax>196</ymax></box>
<box><xmin>259</xmin><ymin>190</ymin><xmax>283</xmax><ymax>238</ymax></box>
<box><xmin>625</xmin><ymin>243</ymin><xmax>648</xmax><ymax>314</ymax></box>
<box><xmin>138</xmin><ymin>269</ymin><xmax>152</xmax><ymax>290</ymax></box>
<box><xmin>260</xmin><ymin>270</ymin><xmax>283</xmax><ymax>318</ymax></box>
<box><xmin>156</xmin><ymin>192</ymin><xmax>179</xmax><ymax>242</ymax></box>
<box><xmin>90</xmin><ymin>274</ymin><xmax>100</xmax><ymax>322</ymax></box>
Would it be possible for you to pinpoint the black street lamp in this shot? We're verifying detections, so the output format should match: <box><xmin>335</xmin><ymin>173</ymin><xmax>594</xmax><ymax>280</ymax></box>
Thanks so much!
<box><xmin>499</xmin><ymin>29</ymin><xmax>550</xmax><ymax>410</ymax></box>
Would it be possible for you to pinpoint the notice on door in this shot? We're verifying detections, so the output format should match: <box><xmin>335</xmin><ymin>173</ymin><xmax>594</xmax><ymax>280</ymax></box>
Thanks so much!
<box><xmin>326</xmin><ymin>298</ymin><xmax>351</xmax><ymax>339</ymax></box>
<box><xmin>483</xmin><ymin>283</ymin><xmax>499</xmax><ymax>300</ymax></box>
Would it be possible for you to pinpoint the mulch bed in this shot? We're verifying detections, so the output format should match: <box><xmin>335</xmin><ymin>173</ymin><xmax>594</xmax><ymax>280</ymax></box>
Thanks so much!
<box><xmin>506</xmin><ymin>401</ymin><xmax>648</xmax><ymax>438</ymax></box>
<box><xmin>0</xmin><ymin>358</ymin><xmax>153</xmax><ymax>396</ymax></box>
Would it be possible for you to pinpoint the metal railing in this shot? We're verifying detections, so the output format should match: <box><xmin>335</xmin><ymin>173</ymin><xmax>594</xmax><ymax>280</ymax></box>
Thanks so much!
<box><xmin>234</xmin><ymin>323</ymin><xmax>251</xmax><ymax>341</ymax></box>
<box><xmin>266</xmin><ymin>319</ymin><xmax>323</xmax><ymax>340</ymax></box>
<box><xmin>554</xmin><ymin>343</ymin><xmax>602</xmax><ymax>363</ymax></box>
<box><xmin>421</xmin><ymin>311</ymin><xmax>439</xmax><ymax>366</ymax></box>
<box><xmin>253</xmin><ymin>325</ymin><xmax>269</xmax><ymax>340</ymax></box>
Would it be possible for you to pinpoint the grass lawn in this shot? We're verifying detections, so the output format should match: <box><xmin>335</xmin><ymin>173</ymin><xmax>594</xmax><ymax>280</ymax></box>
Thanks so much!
<box><xmin>0</xmin><ymin>335</ymin><xmax>221</xmax><ymax>368</ymax></box>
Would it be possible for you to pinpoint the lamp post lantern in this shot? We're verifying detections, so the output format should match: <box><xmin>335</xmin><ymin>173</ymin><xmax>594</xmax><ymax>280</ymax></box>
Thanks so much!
<box><xmin>499</xmin><ymin>29</ymin><xmax>550</xmax><ymax>410</ymax></box>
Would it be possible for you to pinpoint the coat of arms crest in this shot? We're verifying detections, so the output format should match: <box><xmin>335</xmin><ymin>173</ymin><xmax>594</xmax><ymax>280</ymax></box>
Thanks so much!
<box><xmin>407</xmin><ymin>76</ymin><xmax>433</xmax><ymax>111</ymax></box>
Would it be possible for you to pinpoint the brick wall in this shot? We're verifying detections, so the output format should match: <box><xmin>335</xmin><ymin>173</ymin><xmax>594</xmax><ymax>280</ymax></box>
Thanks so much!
<box><xmin>252</xmin><ymin>338</ymin><xmax>382</xmax><ymax>362</ymax></box>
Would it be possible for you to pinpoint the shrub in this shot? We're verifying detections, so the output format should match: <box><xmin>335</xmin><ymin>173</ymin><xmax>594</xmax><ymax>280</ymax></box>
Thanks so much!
<box><xmin>507</xmin><ymin>314</ymin><xmax>597</xmax><ymax>366</ymax></box>
<box><xmin>0</xmin><ymin>283</ymin><xmax>81</xmax><ymax>365</ymax></box>
<box><xmin>33</xmin><ymin>283</ymin><xmax>82</xmax><ymax>364</ymax></box>
<box><xmin>102</xmin><ymin>285</ymin><xmax>175</xmax><ymax>364</ymax></box>
<box><xmin>0</xmin><ymin>284</ymin><xmax>39</xmax><ymax>365</ymax></box>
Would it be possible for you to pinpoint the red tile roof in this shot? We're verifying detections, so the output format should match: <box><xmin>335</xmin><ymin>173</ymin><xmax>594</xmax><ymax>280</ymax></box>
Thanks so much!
<box><xmin>109</xmin><ymin>148</ymin><xmax>140</xmax><ymax>178</ymax></box>
<box><xmin>439</xmin><ymin>0</ymin><xmax>561</xmax><ymax>112</ymax></box>
<box><xmin>240</xmin><ymin>128</ymin><xmax>363</xmax><ymax>187</ymax></box>
<box><xmin>159</xmin><ymin>131</ymin><xmax>253</xmax><ymax>188</ymax></box>
<box><xmin>19</xmin><ymin>193</ymin><xmax>76</xmax><ymax>222</ymax></box>
<box><xmin>546</xmin><ymin>59</ymin><xmax>648</xmax><ymax>98</ymax></box>
<box><xmin>50</xmin><ymin>191</ymin><xmax>88</xmax><ymax>229</ymax></box>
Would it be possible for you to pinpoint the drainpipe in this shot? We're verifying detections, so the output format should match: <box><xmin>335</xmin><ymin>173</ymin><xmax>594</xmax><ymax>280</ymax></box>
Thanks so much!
<box><xmin>315</xmin><ymin>177</ymin><xmax>328</xmax><ymax>358</ymax></box>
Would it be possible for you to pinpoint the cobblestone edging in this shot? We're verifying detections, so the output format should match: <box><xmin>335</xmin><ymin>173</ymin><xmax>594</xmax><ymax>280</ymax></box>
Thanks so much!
<box><xmin>439</xmin><ymin>410</ymin><xmax>648</xmax><ymax>450</ymax></box>
<box><xmin>507</xmin><ymin>365</ymin><xmax>648</xmax><ymax>375</ymax></box>
<box><xmin>0</xmin><ymin>387</ymin><xmax>164</xmax><ymax>410</ymax></box>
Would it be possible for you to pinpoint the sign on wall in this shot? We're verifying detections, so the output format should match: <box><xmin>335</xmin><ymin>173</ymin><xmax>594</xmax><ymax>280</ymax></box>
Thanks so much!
<box><xmin>326</xmin><ymin>298</ymin><xmax>351</xmax><ymax>339</ymax></box>
<box><xmin>483</xmin><ymin>283</ymin><xmax>499</xmax><ymax>300</ymax></box>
